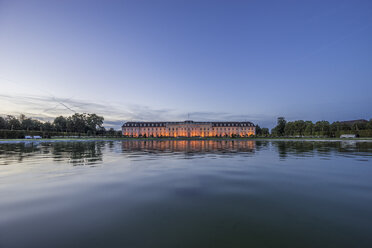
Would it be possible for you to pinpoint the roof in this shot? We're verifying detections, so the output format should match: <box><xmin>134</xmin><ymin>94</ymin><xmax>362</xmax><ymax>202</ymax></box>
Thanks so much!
<box><xmin>122</xmin><ymin>120</ymin><xmax>255</xmax><ymax>127</ymax></box>
<box><xmin>338</xmin><ymin>119</ymin><xmax>368</xmax><ymax>125</ymax></box>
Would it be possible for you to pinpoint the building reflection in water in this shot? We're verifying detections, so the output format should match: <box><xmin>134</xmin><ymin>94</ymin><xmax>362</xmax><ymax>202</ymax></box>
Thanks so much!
<box><xmin>1</xmin><ymin>140</ymin><xmax>371</xmax><ymax>166</ymax></box>
<box><xmin>121</xmin><ymin>140</ymin><xmax>256</xmax><ymax>156</ymax></box>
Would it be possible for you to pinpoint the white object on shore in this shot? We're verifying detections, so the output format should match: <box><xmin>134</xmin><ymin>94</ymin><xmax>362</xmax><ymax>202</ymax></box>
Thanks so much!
<box><xmin>340</xmin><ymin>134</ymin><xmax>356</xmax><ymax>138</ymax></box>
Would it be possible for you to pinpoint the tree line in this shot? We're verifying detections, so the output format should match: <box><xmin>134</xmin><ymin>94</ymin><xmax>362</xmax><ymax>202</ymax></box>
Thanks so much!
<box><xmin>255</xmin><ymin>125</ymin><xmax>270</xmax><ymax>137</ymax></box>
<box><xmin>270</xmin><ymin>117</ymin><xmax>372</xmax><ymax>137</ymax></box>
<box><xmin>0</xmin><ymin>113</ymin><xmax>110</xmax><ymax>135</ymax></box>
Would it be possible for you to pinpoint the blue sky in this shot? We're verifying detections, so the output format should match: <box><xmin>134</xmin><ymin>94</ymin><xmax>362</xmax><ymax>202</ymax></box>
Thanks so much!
<box><xmin>0</xmin><ymin>0</ymin><xmax>371</xmax><ymax>129</ymax></box>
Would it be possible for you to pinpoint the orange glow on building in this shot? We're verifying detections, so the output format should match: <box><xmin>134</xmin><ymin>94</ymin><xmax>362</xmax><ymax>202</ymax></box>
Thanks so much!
<box><xmin>121</xmin><ymin>140</ymin><xmax>256</xmax><ymax>152</ymax></box>
<box><xmin>122</xmin><ymin>120</ymin><xmax>255</xmax><ymax>138</ymax></box>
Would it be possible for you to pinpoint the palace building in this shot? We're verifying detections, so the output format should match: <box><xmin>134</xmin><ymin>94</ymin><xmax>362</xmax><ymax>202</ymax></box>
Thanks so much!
<box><xmin>122</xmin><ymin>120</ymin><xmax>256</xmax><ymax>137</ymax></box>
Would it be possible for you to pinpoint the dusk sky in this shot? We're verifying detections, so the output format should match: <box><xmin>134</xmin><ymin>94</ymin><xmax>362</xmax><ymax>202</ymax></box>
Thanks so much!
<box><xmin>0</xmin><ymin>0</ymin><xmax>371</xmax><ymax>129</ymax></box>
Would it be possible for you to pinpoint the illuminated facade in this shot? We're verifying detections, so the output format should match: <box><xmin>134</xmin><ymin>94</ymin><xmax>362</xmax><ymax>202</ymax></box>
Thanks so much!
<box><xmin>122</xmin><ymin>120</ymin><xmax>255</xmax><ymax>137</ymax></box>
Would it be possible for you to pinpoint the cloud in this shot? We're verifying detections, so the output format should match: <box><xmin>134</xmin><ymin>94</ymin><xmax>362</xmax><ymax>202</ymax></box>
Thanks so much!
<box><xmin>0</xmin><ymin>93</ymin><xmax>273</xmax><ymax>129</ymax></box>
<box><xmin>0</xmin><ymin>93</ymin><xmax>181</xmax><ymax>128</ymax></box>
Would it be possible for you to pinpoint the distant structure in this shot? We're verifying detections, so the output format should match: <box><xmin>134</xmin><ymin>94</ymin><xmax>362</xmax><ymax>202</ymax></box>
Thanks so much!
<box><xmin>24</xmin><ymin>135</ymin><xmax>42</xmax><ymax>139</ymax></box>
<box><xmin>122</xmin><ymin>120</ymin><xmax>255</xmax><ymax>137</ymax></box>
<box><xmin>340</xmin><ymin>134</ymin><xmax>357</xmax><ymax>138</ymax></box>
<box><xmin>339</xmin><ymin>119</ymin><xmax>368</xmax><ymax>125</ymax></box>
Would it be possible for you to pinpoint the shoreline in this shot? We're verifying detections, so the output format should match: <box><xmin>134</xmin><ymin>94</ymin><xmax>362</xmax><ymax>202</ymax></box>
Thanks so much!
<box><xmin>1</xmin><ymin>137</ymin><xmax>372</xmax><ymax>143</ymax></box>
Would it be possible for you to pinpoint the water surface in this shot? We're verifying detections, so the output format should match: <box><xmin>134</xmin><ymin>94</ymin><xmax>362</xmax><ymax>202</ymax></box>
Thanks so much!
<box><xmin>1</xmin><ymin>140</ymin><xmax>372</xmax><ymax>247</ymax></box>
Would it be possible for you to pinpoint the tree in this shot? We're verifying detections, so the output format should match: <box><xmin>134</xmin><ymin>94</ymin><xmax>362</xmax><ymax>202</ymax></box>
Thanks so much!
<box><xmin>54</xmin><ymin>116</ymin><xmax>67</xmax><ymax>132</ymax></box>
<box><xmin>255</xmin><ymin>125</ymin><xmax>262</xmax><ymax>136</ymax></box>
<box><xmin>21</xmin><ymin>118</ymin><xmax>35</xmax><ymax>131</ymax></box>
<box><xmin>19</xmin><ymin>114</ymin><xmax>26</xmax><ymax>123</ymax></box>
<box><xmin>314</xmin><ymin>121</ymin><xmax>330</xmax><ymax>136</ymax></box>
<box><xmin>0</xmin><ymin>117</ymin><xmax>7</xmax><ymax>129</ymax></box>
<box><xmin>1</xmin><ymin>112</ymin><xmax>107</xmax><ymax>134</ymax></box>
<box><xmin>97</xmin><ymin>126</ymin><xmax>106</xmax><ymax>135</ymax></box>
<box><xmin>32</xmin><ymin>120</ymin><xmax>43</xmax><ymax>131</ymax></box>
<box><xmin>86</xmin><ymin>113</ymin><xmax>104</xmax><ymax>134</ymax></box>
<box><xmin>261</xmin><ymin>128</ymin><xmax>269</xmax><ymax>136</ymax></box>
<box><xmin>67</xmin><ymin>113</ymin><xmax>86</xmax><ymax>133</ymax></box>
<box><xmin>107</xmin><ymin>128</ymin><xmax>116</xmax><ymax>136</ymax></box>
<box><xmin>6</xmin><ymin>115</ymin><xmax>21</xmax><ymax>130</ymax></box>
<box><xmin>273</xmin><ymin>117</ymin><xmax>286</xmax><ymax>136</ymax></box>
<box><xmin>284</xmin><ymin>122</ymin><xmax>294</xmax><ymax>136</ymax></box>
<box><xmin>293</xmin><ymin>120</ymin><xmax>306</xmax><ymax>136</ymax></box>
<box><xmin>64</xmin><ymin>113</ymin><xmax>104</xmax><ymax>134</ymax></box>
<box><xmin>367</xmin><ymin>119</ymin><xmax>372</xmax><ymax>130</ymax></box>
<box><xmin>352</xmin><ymin>121</ymin><xmax>367</xmax><ymax>131</ymax></box>
<box><xmin>43</xmin><ymin>121</ymin><xmax>54</xmax><ymax>131</ymax></box>
<box><xmin>304</xmin><ymin>121</ymin><xmax>314</xmax><ymax>136</ymax></box>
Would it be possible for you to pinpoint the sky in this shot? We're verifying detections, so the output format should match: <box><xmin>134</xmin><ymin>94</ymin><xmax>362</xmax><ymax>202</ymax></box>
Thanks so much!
<box><xmin>0</xmin><ymin>0</ymin><xmax>371</xmax><ymax>129</ymax></box>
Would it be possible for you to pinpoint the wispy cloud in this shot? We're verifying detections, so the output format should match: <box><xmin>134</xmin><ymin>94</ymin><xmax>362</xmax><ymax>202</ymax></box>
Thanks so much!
<box><xmin>0</xmin><ymin>94</ymin><xmax>272</xmax><ymax>129</ymax></box>
<box><xmin>0</xmin><ymin>94</ymin><xmax>182</xmax><ymax>128</ymax></box>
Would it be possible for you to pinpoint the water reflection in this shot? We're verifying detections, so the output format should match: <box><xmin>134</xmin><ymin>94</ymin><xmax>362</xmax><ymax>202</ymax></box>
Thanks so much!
<box><xmin>0</xmin><ymin>142</ymin><xmax>42</xmax><ymax>165</ymax></box>
<box><xmin>271</xmin><ymin>141</ymin><xmax>372</xmax><ymax>160</ymax></box>
<box><xmin>51</xmin><ymin>141</ymin><xmax>104</xmax><ymax>165</ymax></box>
<box><xmin>1</xmin><ymin>140</ymin><xmax>372</xmax><ymax>248</ymax></box>
<box><xmin>0</xmin><ymin>141</ymin><xmax>104</xmax><ymax>166</ymax></box>
<box><xmin>121</xmin><ymin>140</ymin><xmax>256</xmax><ymax>154</ymax></box>
<box><xmin>0</xmin><ymin>140</ymin><xmax>371</xmax><ymax>166</ymax></box>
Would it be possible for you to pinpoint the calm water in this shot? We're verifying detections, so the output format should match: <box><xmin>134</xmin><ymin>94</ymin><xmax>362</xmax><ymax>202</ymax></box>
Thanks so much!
<box><xmin>1</xmin><ymin>140</ymin><xmax>372</xmax><ymax>248</ymax></box>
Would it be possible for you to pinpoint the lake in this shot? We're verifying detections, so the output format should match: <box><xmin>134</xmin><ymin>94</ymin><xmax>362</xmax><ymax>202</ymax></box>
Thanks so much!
<box><xmin>1</xmin><ymin>140</ymin><xmax>372</xmax><ymax>248</ymax></box>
